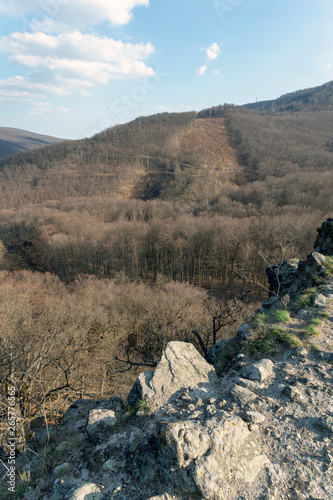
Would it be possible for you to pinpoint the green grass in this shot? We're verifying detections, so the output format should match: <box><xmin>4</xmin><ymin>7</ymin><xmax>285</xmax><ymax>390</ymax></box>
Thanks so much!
<box><xmin>321</xmin><ymin>312</ymin><xmax>330</xmax><ymax>319</ymax></box>
<box><xmin>135</xmin><ymin>398</ymin><xmax>152</xmax><ymax>414</ymax></box>
<box><xmin>248</xmin><ymin>326</ymin><xmax>301</xmax><ymax>355</ymax></box>
<box><xmin>295</xmin><ymin>287</ymin><xmax>317</xmax><ymax>309</ymax></box>
<box><xmin>272</xmin><ymin>309</ymin><xmax>291</xmax><ymax>323</ymax></box>
<box><xmin>305</xmin><ymin>324</ymin><xmax>320</xmax><ymax>337</ymax></box>
<box><xmin>252</xmin><ymin>312</ymin><xmax>268</xmax><ymax>327</ymax></box>
<box><xmin>273</xmin><ymin>329</ymin><xmax>302</xmax><ymax>348</ymax></box>
<box><xmin>310</xmin><ymin>317</ymin><xmax>323</xmax><ymax>326</ymax></box>
<box><xmin>323</xmin><ymin>256</ymin><xmax>333</xmax><ymax>277</ymax></box>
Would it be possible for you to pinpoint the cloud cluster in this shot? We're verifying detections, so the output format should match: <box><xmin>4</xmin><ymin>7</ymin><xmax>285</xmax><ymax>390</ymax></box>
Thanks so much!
<box><xmin>197</xmin><ymin>66</ymin><xmax>208</xmax><ymax>76</ymax></box>
<box><xmin>0</xmin><ymin>0</ymin><xmax>154</xmax><ymax>105</ymax></box>
<box><xmin>206</xmin><ymin>43</ymin><xmax>220</xmax><ymax>61</ymax></box>
<box><xmin>197</xmin><ymin>42</ymin><xmax>221</xmax><ymax>76</ymax></box>
<box><xmin>0</xmin><ymin>32</ymin><xmax>154</xmax><ymax>85</ymax></box>
<box><xmin>0</xmin><ymin>0</ymin><xmax>149</xmax><ymax>28</ymax></box>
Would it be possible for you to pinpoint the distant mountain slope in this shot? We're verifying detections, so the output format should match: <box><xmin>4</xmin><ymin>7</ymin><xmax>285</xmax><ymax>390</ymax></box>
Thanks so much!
<box><xmin>0</xmin><ymin>81</ymin><xmax>332</xmax><ymax>210</ymax></box>
<box><xmin>0</xmin><ymin>127</ymin><xmax>65</xmax><ymax>157</ymax></box>
<box><xmin>243</xmin><ymin>80</ymin><xmax>333</xmax><ymax>112</ymax></box>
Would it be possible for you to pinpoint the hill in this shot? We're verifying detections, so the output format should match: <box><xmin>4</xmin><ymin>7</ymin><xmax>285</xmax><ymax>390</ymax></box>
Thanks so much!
<box><xmin>0</xmin><ymin>82</ymin><xmax>332</xmax><ymax>290</ymax></box>
<box><xmin>244</xmin><ymin>79</ymin><xmax>333</xmax><ymax>112</ymax></box>
<box><xmin>0</xmin><ymin>81</ymin><xmax>333</xmax><ymax>211</ymax></box>
<box><xmin>0</xmin><ymin>127</ymin><xmax>65</xmax><ymax>157</ymax></box>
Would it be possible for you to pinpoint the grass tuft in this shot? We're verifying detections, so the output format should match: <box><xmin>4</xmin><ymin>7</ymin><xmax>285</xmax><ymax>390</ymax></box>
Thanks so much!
<box><xmin>305</xmin><ymin>324</ymin><xmax>320</xmax><ymax>337</ymax></box>
<box><xmin>295</xmin><ymin>287</ymin><xmax>317</xmax><ymax>309</ymax></box>
<box><xmin>253</xmin><ymin>312</ymin><xmax>268</xmax><ymax>327</ymax></box>
<box><xmin>272</xmin><ymin>309</ymin><xmax>290</xmax><ymax>323</ymax></box>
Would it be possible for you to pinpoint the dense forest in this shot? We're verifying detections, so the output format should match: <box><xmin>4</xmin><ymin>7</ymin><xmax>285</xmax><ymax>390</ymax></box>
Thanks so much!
<box><xmin>0</xmin><ymin>81</ymin><xmax>333</xmax><ymax>437</ymax></box>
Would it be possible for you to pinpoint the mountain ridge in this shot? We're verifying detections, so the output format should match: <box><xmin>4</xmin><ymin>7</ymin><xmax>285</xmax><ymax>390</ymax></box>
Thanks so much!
<box><xmin>0</xmin><ymin>127</ymin><xmax>65</xmax><ymax>158</ymax></box>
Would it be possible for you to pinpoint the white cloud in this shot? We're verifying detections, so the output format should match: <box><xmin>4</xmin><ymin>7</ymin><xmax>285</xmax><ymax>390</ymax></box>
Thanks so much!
<box><xmin>327</xmin><ymin>63</ymin><xmax>331</xmax><ymax>69</ymax></box>
<box><xmin>0</xmin><ymin>31</ymin><xmax>155</xmax><ymax>100</ymax></box>
<box><xmin>0</xmin><ymin>0</ymin><xmax>149</xmax><ymax>28</ymax></box>
<box><xmin>206</xmin><ymin>43</ymin><xmax>221</xmax><ymax>61</ymax></box>
<box><xmin>213</xmin><ymin>70</ymin><xmax>220</xmax><ymax>75</ymax></box>
<box><xmin>197</xmin><ymin>65</ymin><xmax>208</xmax><ymax>76</ymax></box>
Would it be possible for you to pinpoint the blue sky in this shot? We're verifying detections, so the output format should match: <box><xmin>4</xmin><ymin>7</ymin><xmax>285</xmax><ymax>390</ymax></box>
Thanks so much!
<box><xmin>0</xmin><ymin>0</ymin><xmax>332</xmax><ymax>139</ymax></box>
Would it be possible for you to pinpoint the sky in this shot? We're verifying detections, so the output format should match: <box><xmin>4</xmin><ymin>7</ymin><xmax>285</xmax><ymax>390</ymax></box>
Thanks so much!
<box><xmin>0</xmin><ymin>0</ymin><xmax>333</xmax><ymax>139</ymax></box>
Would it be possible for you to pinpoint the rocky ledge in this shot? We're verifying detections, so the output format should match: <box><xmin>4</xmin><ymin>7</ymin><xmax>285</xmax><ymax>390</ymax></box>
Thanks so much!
<box><xmin>8</xmin><ymin>220</ymin><xmax>333</xmax><ymax>499</ymax></box>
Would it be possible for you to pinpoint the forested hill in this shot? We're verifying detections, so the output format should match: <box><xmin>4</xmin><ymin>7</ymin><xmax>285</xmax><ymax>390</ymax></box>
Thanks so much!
<box><xmin>243</xmin><ymin>80</ymin><xmax>333</xmax><ymax>112</ymax></box>
<box><xmin>0</xmin><ymin>127</ymin><xmax>65</xmax><ymax>158</ymax></box>
<box><xmin>0</xmin><ymin>80</ymin><xmax>333</xmax><ymax>212</ymax></box>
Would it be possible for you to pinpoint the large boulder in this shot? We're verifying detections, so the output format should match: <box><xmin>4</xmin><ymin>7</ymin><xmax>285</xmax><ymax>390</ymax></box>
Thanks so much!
<box><xmin>314</xmin><ymin>218</ymin><xmax>333</xmax><ymax>255</ymax></box>
<box><xmin>128</xmin><ymin>341</ymin><xmax>217</xmax><ymax>406</ymax></box>
<box><xmin>160</xmin><ymin>415</ymin><xmax>270</xmax><ymax>499</ymax></box>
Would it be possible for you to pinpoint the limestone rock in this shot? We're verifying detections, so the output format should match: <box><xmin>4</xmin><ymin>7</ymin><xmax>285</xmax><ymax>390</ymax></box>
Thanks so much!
<box><xmin>243</xmin><ymin>411</ymin><xmax>266</xmax><ymax>424</ymax></box>
<box><xmin>231</xmin><ymin>384</ymin><xmax>257</xmax><ymax>405</ymax></box>
<box><xmin>237</xmin><ymin>323</ymin><xmax>252</xmax><ymax>340</ymax></box>
<box><xmin>266</xmin><ymin>259</ymin><xmax>300</xmax><ymax>297</ymax></box>
<box><xmin>86</xmin><ymin>409</ymin><xmax>117</xmax><ymax>441</ymax></box>
<box><xmin>241</xmin><ymin>359</ymin><xmax>275</xmax><ymax>382</ymax></box>
<box><xmin>314</xmin><ymin>218</ymin><xmax>333</xmax><ymax>256</ymax></box>
<box><xmin>128</xmin><ymin>341</ymin><xmax>217</xmax><ymax>406</ymax></box>
<box><xmin>63</xmin><ymin>399</ymin><xmax>95</xmax><ymax>425</ymax></box>
<box><xmin>313</xmin><ymin>294</ymin><xmax>326</xmax><ymax>308</ymax></box>
<box><xmin>53</xmin><ymin>463</ymin><xmax>71</xmax><ymax>476</ymax></box>
<box><xmin>207</xmin><ymin>339</ymin><xmax>229</xmax><ymax>364</ymax></box>
<box><xmin>160</xmin><ymin>415</ymin><xmax>269</xmax><ymax>499</ymax></box>
<box><xmin>34</xmin><ymin>425</ymin><xmax>57</xmax><ymax>448</ymax></box>
<box><xmin>322</xmin><ymin>417</ymin><xmax>333</xmax><ymax>433</ymax></box>
<box><xmin>51</xmin><ymin>480</ymin><xmax>103</xmax><ymax>500</ymax></box>
<box><xmin>298</xmin><ymin>252</ymin><xmax>327</xmax><ymax>288</ymax></box>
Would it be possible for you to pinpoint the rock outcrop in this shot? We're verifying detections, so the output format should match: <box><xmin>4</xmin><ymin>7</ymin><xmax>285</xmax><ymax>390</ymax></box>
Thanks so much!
<box><xmin>128</xmin><ymin>341</ymin><xmax>217</xmax><ymax>407</ymax></box>
<box><xmin>9</xmin><ymin>219</ymin><xmax>333</xmax><ymax>500</ymax></box>
<box><xmin>267</xmin><ymin>223</ymin><xmax>333</xmax><ymax>298</ymax></box>
<box><xmin>314</xmin><ymin>218</ymin><xmax>333</xmax><ymax>255</ymax></box>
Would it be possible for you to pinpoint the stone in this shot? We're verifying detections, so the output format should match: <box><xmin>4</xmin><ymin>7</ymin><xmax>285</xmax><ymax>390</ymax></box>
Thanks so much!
<box><xmin>51</xmin><ymin>480</ymin><xmax>103</xmax><ymax>500</ymax></box>
<box><xmin>240</xmin><ymin>359</ymin><xmax>275</xmax><ymax>382</ymax></box>
<box><xmin>314</xmin><ymin>218</ymin><xmax>333</xmax><ymax>256</ymax></box>
<box><xmin>282</xmin><ymin>386</ymin><xmax>304</xmax><ymax>402</ymax></box>
<box><xmin>56</xmin><ymin>441</ymin><xmax>71</xmax><ymax>452</ymax></box>
<box><xmin>127</xmin><ymin>428</ymin><xmax>144</xmax><ymax>452</ymax></box>
<box><xmin>243</xmin><ymin>411</ymin><xmax>266</xmax><ymax>424</ymax></box>
<box><xmin>321</xmin><ymin>417</ymin><xmax>333</xmax><ymax>433</ymax></box>
<box><xmin>86</xmin><ymin>409</ymin><xmax>117</xmax><ymax>441</ymax></box>
<box><xmin>262</xmin><ymin>296</ymin><xmax>280</xmax><ymax>309</ymax></box>
<box><xmin>266</xmin><ymin>259</ymin><xmax>300</xmax><ymax>297</ymax></box>
<box><xmin>160</xmin><ymin>415</ymin><xmax>269</xmax><ymax>499</ymax></box>
<box><xmin>34</xmin><ymin>425</ymin><xmax>57</xmax><ymax>449</ymax></box>
<box><xmin>207</xmin><ymin>339</ymin><xmax>229</xmax><ymax>364</ymax></box>
<box><xmin>128</xmin><ymin>341</ymin><xmax>217</xmax><ymax>406</ymax></box>
<box><xmin>94</xmin><ymin>397</ymin><xmax>124</xmax><ymax>413</ymax></box>
<box><xmin>237</xmin><ymin>323</ymin><xmax>252</xmax><ymax>339</ymax></box>
<box><xmin>231</xmin><ymin>384</ymin><xmax>257</xmax><ymax>405</ymax></box>
<box><xmin>53</xmin><ymin>463</ymin><xmax>71</xmax><ymax>476</ymax></box>
<box><xmin>63</xmin><ymin>399</ymin><xmax>95</xmax><ymax>425</ymax></box>
<box><xmin>298</xmin><ymin>252</ymin><xmax>327</xmax><ymax>288</ymax></box>
<box><xmin>313</xmin><ymin>294</ymin><xmax>326</xmax><ymax>308</ymax></box>
<box><xmin>295</xmin><ymin>347</ymin><xmax>308</xmax><ymax>358</ymax></box>
<box><xmin>102</xmin><ymin>458</ymin><xmax>123</xmax><ymax>473</ymax></box>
